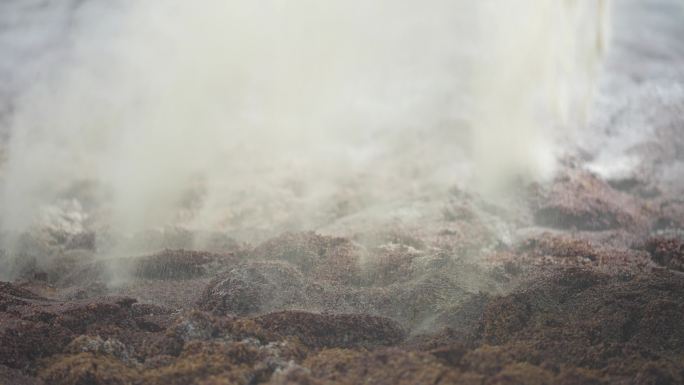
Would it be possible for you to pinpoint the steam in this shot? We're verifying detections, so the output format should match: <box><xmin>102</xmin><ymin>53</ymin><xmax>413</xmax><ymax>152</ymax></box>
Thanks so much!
<box><xmin>472</xmin><ymin>1</ymin><xmax>609</xmax><ymax>190</ymax></box>
<box><xmin>0</xmin><ymin>1</ymin><xmax>609</xmax><ymax>242</ymax></box>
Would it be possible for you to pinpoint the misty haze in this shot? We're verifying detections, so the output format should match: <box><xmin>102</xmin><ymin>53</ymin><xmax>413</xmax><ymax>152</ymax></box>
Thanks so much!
<box><xmin>0</xmin><ymin>1</ymin><xmax>683</xmax><ymax>384</ymax></box>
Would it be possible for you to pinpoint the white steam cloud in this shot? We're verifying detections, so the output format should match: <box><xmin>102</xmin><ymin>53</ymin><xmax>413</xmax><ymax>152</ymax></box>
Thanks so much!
<box><xmin>0</xmin><ymin>0</ymin><xmax>609</xmax><ymax>240</ymax></box>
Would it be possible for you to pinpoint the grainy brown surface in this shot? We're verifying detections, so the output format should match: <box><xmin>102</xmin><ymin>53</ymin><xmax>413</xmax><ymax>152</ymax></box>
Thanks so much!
<box><xmin>1</xmin><ymin>1</ymin><xmax>684</xmax><ymax>384</ymax></box>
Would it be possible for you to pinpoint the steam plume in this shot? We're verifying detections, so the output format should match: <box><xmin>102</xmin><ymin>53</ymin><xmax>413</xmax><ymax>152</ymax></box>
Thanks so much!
<box><xmin>0</xmin><ymin>0</ymin><xmax>609</xmax><ymax>242</ymax></box>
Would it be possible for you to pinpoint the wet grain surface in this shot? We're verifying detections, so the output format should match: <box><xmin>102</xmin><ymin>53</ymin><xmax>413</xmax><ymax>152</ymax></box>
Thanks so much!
<box><xmin>1</xmin><ymin>1</ymin><xmax>684</xmax><ymax>384</ymax></box>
